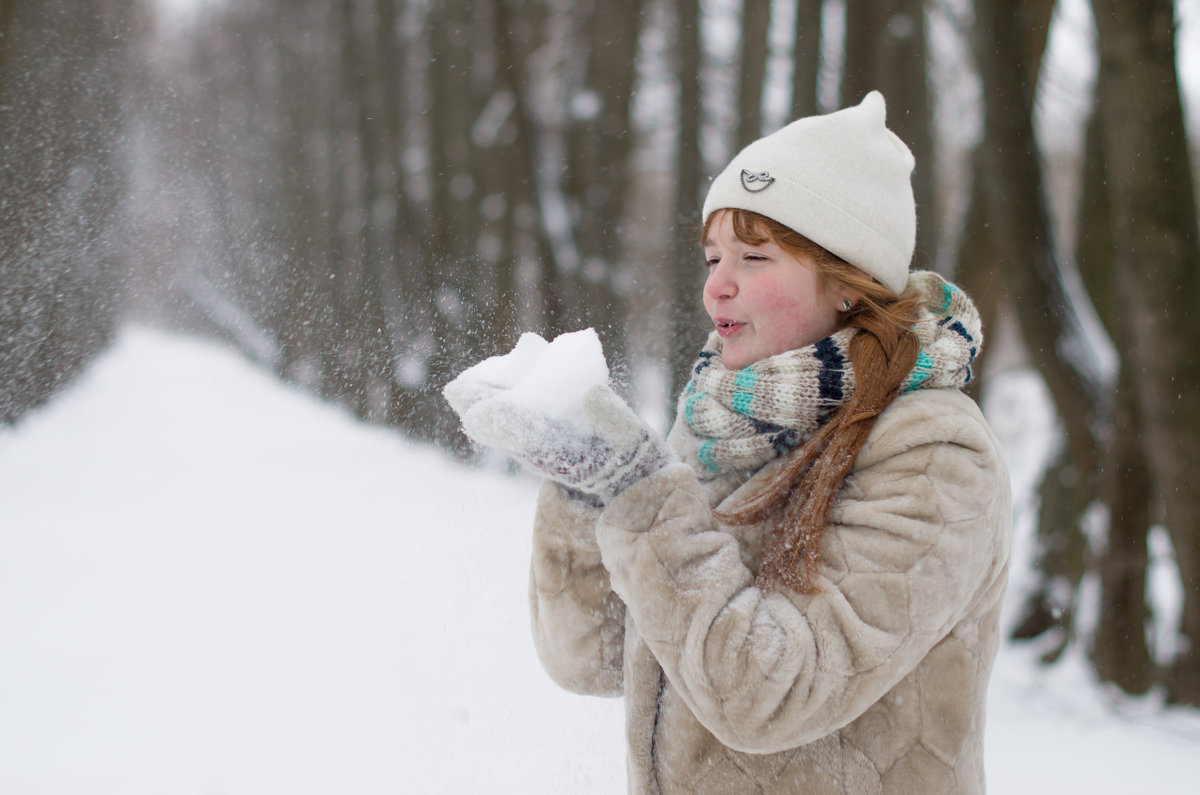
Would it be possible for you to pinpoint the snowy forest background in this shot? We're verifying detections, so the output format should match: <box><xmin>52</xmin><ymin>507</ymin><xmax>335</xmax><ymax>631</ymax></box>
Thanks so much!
<box><xmin>3</xmin><ymin>0</ymin><xmax>1200</xmax><ymax>715</ymax></box>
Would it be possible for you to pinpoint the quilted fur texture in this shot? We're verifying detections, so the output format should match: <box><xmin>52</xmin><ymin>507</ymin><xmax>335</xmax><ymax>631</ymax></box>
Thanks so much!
<box><xmin>529</xmin><ymin>387</ymin><xmax>1010</xmax><ymax>793</ymax></box>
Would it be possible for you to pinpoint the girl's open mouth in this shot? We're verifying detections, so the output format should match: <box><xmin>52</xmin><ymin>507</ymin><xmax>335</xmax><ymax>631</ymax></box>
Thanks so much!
<box><xmin>715</xmin><ymin>319</ymin><xmax>745</xmax><ymax>338</ymax></box>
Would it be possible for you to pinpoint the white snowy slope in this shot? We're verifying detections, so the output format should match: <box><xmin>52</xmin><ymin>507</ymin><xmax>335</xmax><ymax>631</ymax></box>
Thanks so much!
<box><xmin>1</xmin><ymin>326</ymin><xmax>1199</xmax><ymax>794</ymax></box>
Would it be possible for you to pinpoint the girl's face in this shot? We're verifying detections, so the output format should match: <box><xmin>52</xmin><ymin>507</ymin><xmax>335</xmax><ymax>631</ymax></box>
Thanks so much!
<box><xmin>702</xmin><ymin>210</ymin><xmax>848</xmax><ymax>370</ymax></box>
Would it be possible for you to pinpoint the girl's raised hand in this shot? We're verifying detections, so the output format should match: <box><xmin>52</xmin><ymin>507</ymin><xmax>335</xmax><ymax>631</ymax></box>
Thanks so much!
<box><xmin>461</xmin><ymin>383</ymin><xmax>674</xmax><ymax>504</ymax></box>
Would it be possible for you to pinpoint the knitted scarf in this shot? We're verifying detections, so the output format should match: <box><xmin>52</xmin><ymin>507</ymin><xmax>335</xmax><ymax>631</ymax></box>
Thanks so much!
<box><xmin>674</xmin><ymin>270</ymin><xmax>982</xmax><ymax>480</ymax></box>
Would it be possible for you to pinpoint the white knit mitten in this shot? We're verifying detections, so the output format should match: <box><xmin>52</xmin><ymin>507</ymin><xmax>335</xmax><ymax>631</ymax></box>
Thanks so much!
<box><xmin>461</xmin><ymin>383</ymin><xmax>674</xmax><ymax>504</ymax></box>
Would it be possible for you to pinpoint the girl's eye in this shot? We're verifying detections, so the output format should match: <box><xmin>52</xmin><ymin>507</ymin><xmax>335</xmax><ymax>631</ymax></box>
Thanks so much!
<box><xmin>704</xmin><ymin>255</ymin><xmax>720</xmax><ymax>268</ymax></box>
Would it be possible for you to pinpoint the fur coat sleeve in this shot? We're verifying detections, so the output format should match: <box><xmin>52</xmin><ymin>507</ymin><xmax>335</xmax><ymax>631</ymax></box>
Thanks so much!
<box><xmin>592</xmin><ymin>388</ymin><xmax>1010</xmax><ymax>755</ymax></box>
<box><xmin>528</xmin><ymin>479</ymin><xmax>626</xmax><ymax>696</ymax></box>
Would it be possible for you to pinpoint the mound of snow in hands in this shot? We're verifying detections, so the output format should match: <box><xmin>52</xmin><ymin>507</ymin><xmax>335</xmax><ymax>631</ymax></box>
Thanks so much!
<box><xmin>445</xmin><ymin>328</ymin><xmax>610</xmax><ymax>431</ymax></box>
<box><xmin>443</xmin><ymin>329</ymin><xmax>616</xmax><ymax>464</ymax></box>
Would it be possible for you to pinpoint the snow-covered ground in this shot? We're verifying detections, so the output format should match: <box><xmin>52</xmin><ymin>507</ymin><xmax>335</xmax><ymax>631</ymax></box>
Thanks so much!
<box><xmin>2</xmin><ymin>326</ymin><xmax>1199</xmax><ymax>793</ymax></box>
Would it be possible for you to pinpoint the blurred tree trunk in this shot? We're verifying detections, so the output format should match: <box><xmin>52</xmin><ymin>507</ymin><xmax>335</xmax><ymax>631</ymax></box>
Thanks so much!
<box><xmin>0</xmin><ymin>2</ymin><xmax>17</xmax><ymax>95</ymax></box>
<box><xmin>736</xmin><ymin>0</ymin><xmax>770</xmax><ymax>149</ymax></box>
<box><xmin>420</xmin><ymin>0</ymin><xmax>486</xmax><ymax>441</ymax></box>
<box><xmin>491</xmin><ymin>0</ymin><xmax>563</xmax><ymax>340</ymax></box>
<box><xmin>1096</xmin><ymin>369</ymin><xmax>1155</xmax><ymax>689</ymax></box>
<box><xmin>315</xmin><ymin>80</ymin><xmax>349</xmax><ymax>402</ymax></box>
<box><xmin>790</xmin><ymin>0</ymin><xmax>822</xmax><ymax>117</ymax></box>
<box><xmin>339</xmin><ymin>0</ymin><xmax>398</xmax><ymax>422</ymax></box>
<box><xmin>262</xmin><ymin>4</ymin><xmax>340</xmax><ymax>396</ymax></box>
<box><xmin>958</xmin><ymin>0</ymin><xmax>1055</xmax><ymax>388</ymax></box>
<box><xmin>0</xmin><ymin>0</ymin><xmax>133</xmax><ymax>423</ymax></box>
<box><xmin>563</xmin><ymin>0</ymin><xmax>642</xmax><ymax>384</ymax></box>
<box><xmin>968</xmin><ymin>0</ymin><xmax>1108</xmax><ymax>661</ymax></box>
<box><xmin>842</xmin><ymin>0</ymin><xmax>935</xmax><ymax>267</ymax></box>
<box><xmin>1074</xmin><ymin>99</ymin><xmax>1155</xmax><ymax>695</ymax></box>
<box><xmin>465</xmin><ymin>0</ymin><xmax>520</xmax><ymax>357</ymax></box>
<box><xmin>667</xmin><ymin>0</ymin><xmax>705</xmax><ymax>407</ymax></box>
<box><xmin>840</xmin><ymin>0</ymin><xmax>884</xmax><ymax>105</ymax></box>
<box><xmin>1092</xmin><ymin>0</ymin><xmax>1200</xmax><ymax>705</ymax></box>
<box><xmin>371</xmin><ymin>0</ymin><xmax>420</xmax><ymax>427</ymax></box>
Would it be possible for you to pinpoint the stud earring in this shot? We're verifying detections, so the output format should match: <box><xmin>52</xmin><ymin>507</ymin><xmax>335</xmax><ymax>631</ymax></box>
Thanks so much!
<box><xmin>841</xmin><ymin>299</ymin><xmax>852</xmax><ymax>311</ymax></box>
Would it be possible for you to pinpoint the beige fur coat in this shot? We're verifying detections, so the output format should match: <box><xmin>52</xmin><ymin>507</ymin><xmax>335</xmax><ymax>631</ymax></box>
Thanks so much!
<box><xmin>529</xmin><ymin>387</ymin><xmax>1011</xmax><ymax>794</ymax></box>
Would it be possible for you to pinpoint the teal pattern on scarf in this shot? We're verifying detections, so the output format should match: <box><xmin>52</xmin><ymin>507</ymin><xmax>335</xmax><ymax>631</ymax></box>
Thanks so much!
<box><xmin>902</xmin><ymin>350</ymin><xmax>934</xmax><ymax>392</ymax></box>
<box><xmin>731</xmin><ymin>368</ymin><xmax>758</xmax><ymax>415</ymax></box>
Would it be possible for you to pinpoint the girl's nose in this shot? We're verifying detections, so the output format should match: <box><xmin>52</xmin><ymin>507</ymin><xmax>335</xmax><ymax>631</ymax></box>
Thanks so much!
<box><xmin>704</xmin><ymin>263</ymin><xmax>736</xmax><ymax>301</ymax></box>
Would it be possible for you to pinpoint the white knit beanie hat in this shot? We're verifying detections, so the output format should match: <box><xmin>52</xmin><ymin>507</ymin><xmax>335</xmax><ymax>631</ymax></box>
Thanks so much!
<box><xmin>701</xmin><ymin>91</ymin><xmax>916</xmax><ymax>294</ymax></box>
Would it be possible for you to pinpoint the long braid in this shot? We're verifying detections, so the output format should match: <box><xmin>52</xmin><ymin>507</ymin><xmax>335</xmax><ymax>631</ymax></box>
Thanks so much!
<box><xmin>745</xmin><ymin>307</ymin><xmax>919</xmax><ymax>592</ymax></box>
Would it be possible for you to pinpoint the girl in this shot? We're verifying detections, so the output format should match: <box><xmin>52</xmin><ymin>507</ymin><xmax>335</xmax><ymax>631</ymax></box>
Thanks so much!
<box><xmin>445</xmin><ymin>92</ymin><xmax>1010</xmax><ymax>794</ymax></box>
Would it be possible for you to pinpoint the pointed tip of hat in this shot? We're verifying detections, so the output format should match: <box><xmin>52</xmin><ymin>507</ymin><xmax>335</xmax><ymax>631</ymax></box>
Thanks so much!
<box><xmin>860</xmin><ymin>90</ymin><xmax>886</xmax><ymax>119</ymax></box>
